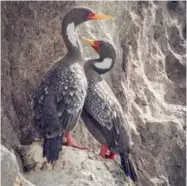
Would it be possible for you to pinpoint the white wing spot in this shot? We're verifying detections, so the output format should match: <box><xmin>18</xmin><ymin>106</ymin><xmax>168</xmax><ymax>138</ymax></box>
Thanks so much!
<box><xmin>58</xmin><ymin>111</ymin><xmax>63</xmax><ymax>117</ymax></box>
<box><xmin>94</xmin><ymin>58</ymin><xmax>113</xmax><ymax>70</ymax></box>
<box><xmin>66</xmin><ymin>22</ymin><xmax>78</xmax><ymax>47</ymax></box>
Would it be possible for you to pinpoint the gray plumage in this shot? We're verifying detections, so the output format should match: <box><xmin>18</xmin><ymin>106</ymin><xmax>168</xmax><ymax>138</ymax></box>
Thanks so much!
<box><xmin>82</xmin><ymin>61</ymin><xmax>130</xmax><ymax>154</ymax></box>
<box><xmin>34</xmin><ymin>7</ymin><xmax>99</xmax><ymax>163</ymax></box>
<box><xmin>34</xmin><ymin>53</ymin><xmax>88</xmax><ymax>163</ymax></box>
<box><xmin>34</xmin><ymin>58</ymin><xmax>87</xmax><ymax>134</ymax></box>
<box><xmin>81</xmin><ymin>40</ymin><xmax>137</xmax><ymax>182</ymax></box>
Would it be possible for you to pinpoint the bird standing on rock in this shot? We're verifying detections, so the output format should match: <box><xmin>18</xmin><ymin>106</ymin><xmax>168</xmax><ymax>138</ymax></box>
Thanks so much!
<box><xmin>34</xmin><ymin>7</ymin><xmax>113</xmax><ymax>163</ymax></box>
<box><xmin>81</xmin><ymin>37</ymin><xmax>138</xmax><ymax>182</ymax></box>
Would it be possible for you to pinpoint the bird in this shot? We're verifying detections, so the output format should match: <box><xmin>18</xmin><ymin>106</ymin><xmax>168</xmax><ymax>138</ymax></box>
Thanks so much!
<box><xmin>33</xmin><ymin>7</ymin><xmax>113</xmax><ymax>163</ymax></box>
<box><xmin>81</xmin><ymin>37</ymin><xmax>138</xmax><ymax>182</ymax></box>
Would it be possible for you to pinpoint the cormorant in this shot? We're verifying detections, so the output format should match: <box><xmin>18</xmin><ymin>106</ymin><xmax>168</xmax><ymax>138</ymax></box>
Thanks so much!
<box><xmin>81</xmin><ymin>37</ymin><xmax>138</xmax><ymax>182</ymax></box>
<box><xmin>34</xmin><ymin>7</ymin><xmax>113</xmax><ymax>163</ymax></box>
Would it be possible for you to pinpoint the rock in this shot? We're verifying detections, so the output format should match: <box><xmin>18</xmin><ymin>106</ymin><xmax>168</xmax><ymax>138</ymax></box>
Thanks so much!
<box><xmin>1</xmin><ymin>145</ymin><xmax>20</xmax><ymax>186</ymax></box>
<box><xmin>1</xmin><ymin>1</ymin><xmax>186</xmax><ymax>186</ymax></box>
<box><xmin>14</xmin><ymin>173</ymin><xmax>36</xmax><ymax>186</ymax></box>
<box><xmin>23</xmin><ymin>143</ymin><xmax>130</xmax><ymax>186</ymax></box>
<box><xmin>1</xmin><ymin>145</ymin><xmax>35</xmax><ymax>186</ymax></box>
<box><xmin>1</xmin><ymin>111</ymin><xmax>21</xmax><ymax>150</ymax></box>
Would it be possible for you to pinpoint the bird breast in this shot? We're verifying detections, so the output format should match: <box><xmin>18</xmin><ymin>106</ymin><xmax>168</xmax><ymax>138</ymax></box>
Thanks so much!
<box><xmin>85</xmin><ymin>80</ymin><xmax>113</xmax><ymax>122</ymax></box>
<box><xmin>57</xmin><ymin>62</ymin><xmax>88</xmax><ymax>111</ymax></box>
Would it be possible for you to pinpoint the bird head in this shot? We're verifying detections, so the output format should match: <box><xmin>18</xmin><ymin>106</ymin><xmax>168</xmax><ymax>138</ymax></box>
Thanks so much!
<box><xmin>64</xmin><ymin>7</ymin><xmax>113</xmax><ymax>26</ymax></box>
<box><xmin>81</xmin><ymin>37</ymin><xmax>117</xmax><ymax>74</ymax></box>
<box><xmin>81</xmin><ymin>37</ymin><xmax>117</xmax><ymax>60</ymax></box>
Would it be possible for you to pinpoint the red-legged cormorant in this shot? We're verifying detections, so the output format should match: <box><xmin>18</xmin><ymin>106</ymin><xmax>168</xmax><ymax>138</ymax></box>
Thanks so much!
<box><xmin>34</xmin><ymin>7</ymin><xmax>113</xmax><ymax>163</ymax></box>
<box><xmin>81</xmin><ymin>37</ymin><xmax>138</xmax><ymax>182</ymax></box>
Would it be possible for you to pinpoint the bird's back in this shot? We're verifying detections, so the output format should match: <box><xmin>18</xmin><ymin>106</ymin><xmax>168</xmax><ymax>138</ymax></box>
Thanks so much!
<box><xmin>83</xmin><ymin>74</ymin><xmax>130</xmax><ymax>153</ymax></box>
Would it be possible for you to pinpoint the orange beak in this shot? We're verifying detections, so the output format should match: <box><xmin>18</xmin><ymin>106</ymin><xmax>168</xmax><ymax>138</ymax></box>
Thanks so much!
<box><xmin>81</xmin><ymin>37</ymin><xmax>99</xmax><ymax>51</ymax></box>
<box><xmin>81</xmin><ymin>37</ymin><xmax>96</xmax><ymax>47</ymax></box>
<box><xmin>88</xmin><ymin>12</ymin><xmax>113</xmax><ymax>20</ymax></box>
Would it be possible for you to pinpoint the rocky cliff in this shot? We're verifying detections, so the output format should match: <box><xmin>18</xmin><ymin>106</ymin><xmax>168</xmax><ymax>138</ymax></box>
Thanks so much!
<box><xmin>1</xmin><ymin>1</ymin><xmax>186</xmax><ymax>186</ymax></box>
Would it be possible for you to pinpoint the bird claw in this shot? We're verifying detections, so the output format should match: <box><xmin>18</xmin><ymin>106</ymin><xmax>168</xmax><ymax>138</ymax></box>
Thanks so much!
<box><xmin>64</xmin><ymin>132</ymin><xmax>88</xmax><ymax>150</ymax></box>
<box><xmin>99</xmin><ymin>144</ymin><xmax>116</xmax><ymax>159</ymax></box>
<box><xmin>99</xmin><ymin>144</ymin><xmax>109</xmax><ymax>158</ymax></box>
<box><xmin>64</xmin><ymin>141</ymin><xmax>88</xmax><ymax>150</ymax></box>
<box><xmin>105</xmin><ymin>152</ymin><xmax>116</xmax><ymax>159</ymax></box>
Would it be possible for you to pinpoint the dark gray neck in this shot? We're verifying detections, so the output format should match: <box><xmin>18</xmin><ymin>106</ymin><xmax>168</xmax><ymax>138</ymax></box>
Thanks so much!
<box><xmin>61</xmin><ymin>20</ymin><xmax>82</xmax><ymax>59</ymax></box>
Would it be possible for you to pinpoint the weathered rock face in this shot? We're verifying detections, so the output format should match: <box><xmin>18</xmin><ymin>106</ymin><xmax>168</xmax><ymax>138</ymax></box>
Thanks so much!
<box><xmin>1</xmin><ymin>1</ymin><xmax>186</xmax><ymax>186</ymax></box>
<box><xmin>1</xmin><ymin>145</ymin><xmax>35</xmax><ymax>186</ymax></box>
<box><xmin>22</xmin><ymin>143</ymin><xmax>132</xmax><ymax>186</ymax></box>
<box><xmin>1</xmin><ymin>145</ymin><xmax>20</xmax><ymax>186</ymax></box>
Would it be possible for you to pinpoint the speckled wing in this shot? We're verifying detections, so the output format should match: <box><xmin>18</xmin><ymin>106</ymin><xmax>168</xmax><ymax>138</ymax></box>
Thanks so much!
<box><xmin>34</xmin><ymin>61</ymin><xmax>87</xmax><ymax>136</ymax></box>
<box><xmin>34</xmin><ymin>67</ymin><xmax>58</xmax><ymax>124</ymax></box>
<box><xmin>56</xmin><ymin>63</ymin><xmax>88</xmax><ymax>131</ymax></box>
<box><xmin>84</xmin><ymin>79</ymin><xmax>123</xmax><ymax>147</ymax></box>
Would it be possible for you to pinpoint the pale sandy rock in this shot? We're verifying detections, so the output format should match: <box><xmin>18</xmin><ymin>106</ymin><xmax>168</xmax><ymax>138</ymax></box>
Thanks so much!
<box><xmin>1</xmin><ymin>145</ymin><xmax>20</xmax><ymax>186</ymax></box>
<box><xmin>1</xmin><ymin>145</ymin><xmax>35</xmax><ymax>186</ymax></box>
<box><xmin>23</xmin><ymin>143</ymin><xmax>131</xmax><ymax>186</ymax></box>
<box><xmin>14</xmin><ymin>173</ymin><xmax>36</xmax><ymax>186</ymax></box>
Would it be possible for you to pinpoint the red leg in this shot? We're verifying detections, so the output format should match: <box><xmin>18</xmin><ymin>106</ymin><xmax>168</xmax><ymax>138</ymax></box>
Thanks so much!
<box><xmin>99</xmin><ymin>144</ymin><xmax>109</xmax><ymax>158</ymax></box>
<box><xmin>64</xmin><ymin>132</ymin><xmax>88</xmax><ymax>150</ymax></box>
<box><xmin>107</xmin><ymin>152</ymin><xmax>116</xmax><ymax>159</ymax></box>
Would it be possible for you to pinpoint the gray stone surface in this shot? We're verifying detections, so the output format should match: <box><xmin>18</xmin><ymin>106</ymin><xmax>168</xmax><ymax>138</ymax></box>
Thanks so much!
<box><xmin>1</xmin><ymin>145</ymin><xmax>35</xmax><ymax>186</ymax></box>
<box><xmin>1</xmin><ymin>1</ymin><xmax>186</xmax><ymax>186</ymax></box>
<box><xmin>23</xmin><ymin>143</ymin><xmax>130</xmax><ymax>186</ymax></box>
<box><xmin>1</xmin><ymin>145</ymin><xmax>20</xmax><ymax>186</ymax></box>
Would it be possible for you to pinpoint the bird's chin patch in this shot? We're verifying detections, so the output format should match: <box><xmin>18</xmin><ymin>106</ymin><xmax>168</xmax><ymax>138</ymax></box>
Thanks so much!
<box><xmin>94</xmin><ymin>58</ymin><xmax>113</xmax><ymax>70</ymax></box>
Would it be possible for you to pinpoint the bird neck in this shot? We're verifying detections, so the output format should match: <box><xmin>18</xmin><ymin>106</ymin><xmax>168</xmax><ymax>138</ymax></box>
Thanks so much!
<box><xmin>92</xmin><ymin>57</ymin><xmax>115</xmax><ymax>74</ymax></box>
<box><xmin>61</xmin><ymin>21</ymin><xmax>82</xmax><ymax>59</ymax></box>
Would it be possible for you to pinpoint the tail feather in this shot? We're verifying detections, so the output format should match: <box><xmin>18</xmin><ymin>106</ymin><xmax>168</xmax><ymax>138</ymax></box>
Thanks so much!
<box><xmin>43</xmin><ymin>135</ymin><xmax>62</xmax><ymax>163</ymax></box>
<box><xmin>128</xmin><ymin>158</ymin><xmax>137</xmax><ymax>182</ymax></box>
<box><xmin>120</xmin><ymin>152</ymin><xmax>138</xmax><ymax>182</ymax></box>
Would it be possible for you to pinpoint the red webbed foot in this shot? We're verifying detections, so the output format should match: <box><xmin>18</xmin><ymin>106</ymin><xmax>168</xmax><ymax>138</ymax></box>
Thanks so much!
<box><xmin>99</xmin><ymin>144</ymin><xmax>109</xmax><ymax>158</ymax></box>
<box><xmin>99</xmin><ymin>144</ymin><xmax>116</xmax><ymax>159</ymax></box>
<box><xmin>64</xmin><ymin>132</ymin><xmax>88</xmax><ymax>150</ymax></box>
<box><xmin>105</xmin><ymin>152</ymin><xmax>116</xmax><ymax>159</ymax></box>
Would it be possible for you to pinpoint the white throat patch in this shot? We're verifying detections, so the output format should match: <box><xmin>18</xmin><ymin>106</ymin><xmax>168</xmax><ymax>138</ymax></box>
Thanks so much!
<box><xmin>94</xmin><ymin>58</ymin><xmax>113</xmax><ymax>70</ymax></box>
<box><xmin>66</xmin><ymin>22</ymin><xmax>78</xmax><ymax>47</ymax></box>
